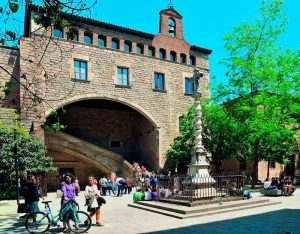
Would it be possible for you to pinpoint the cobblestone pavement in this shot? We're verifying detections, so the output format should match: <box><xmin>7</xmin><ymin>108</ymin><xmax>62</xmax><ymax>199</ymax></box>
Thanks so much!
<box><xmin>0</xmin><ymin>189</ymin><xmax>299</xmax><ymax>234</ymax></box>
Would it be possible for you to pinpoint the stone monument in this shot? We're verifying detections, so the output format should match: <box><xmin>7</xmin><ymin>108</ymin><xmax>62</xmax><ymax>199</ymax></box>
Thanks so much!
<box><xmin>184</xmin><ymin>69</ymin><xmax>216</xmax><ymax>198</ymax></box>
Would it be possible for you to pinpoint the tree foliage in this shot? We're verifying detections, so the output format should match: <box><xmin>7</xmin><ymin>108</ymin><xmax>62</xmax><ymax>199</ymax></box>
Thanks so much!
<box><xmin>0</xmin><ymin>122</ymin><xmax>56</xmax><ymax>190</ymax></box>
<box><xmin>214</xmin><ymin>0</ymin><xmax>300</xmax><ymax>186</ymax></box>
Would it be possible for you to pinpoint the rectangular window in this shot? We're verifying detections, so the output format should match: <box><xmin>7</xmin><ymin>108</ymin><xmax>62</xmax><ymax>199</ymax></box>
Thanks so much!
<box><xmin>154</xmin><ymin>73</ymin><xmax>165</xmax><ymax>91</ymax></box>
<box><xmin>185</xmin><ymin>78</ymin><xmax>194</xmax><ymax>94</ymax></box>
<box><xmin>74</xmin><ymin>60</ymin><xmax>87</xmax><ymax>80</ymax></box>
<box><xmin>117</xmin><ymin>67</ymin><xmax>129</xmax><ymax>86</ymax></box>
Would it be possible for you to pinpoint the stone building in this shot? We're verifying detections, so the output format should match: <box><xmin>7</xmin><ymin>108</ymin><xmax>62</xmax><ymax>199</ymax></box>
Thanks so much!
<box><xmin>1</xmin><ymin>4</ymin><xmax>298</xmax><ymax>190</ymax></box>
<box><xmin>0</xmin><ymin>4</ymin><xmax>212</xmax><ymax>189</ymax></box>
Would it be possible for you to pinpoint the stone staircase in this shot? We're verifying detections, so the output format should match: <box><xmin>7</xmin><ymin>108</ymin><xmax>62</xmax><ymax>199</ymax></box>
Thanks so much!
<box><xmin>128</xmin><ymin>198</ymin><xmax>281</xmax><ymax>219</ymax></box>
<box><xmin>45</xmin><ymin>131</ymin><xmax>133</xmax><ymax>176</ymax></box>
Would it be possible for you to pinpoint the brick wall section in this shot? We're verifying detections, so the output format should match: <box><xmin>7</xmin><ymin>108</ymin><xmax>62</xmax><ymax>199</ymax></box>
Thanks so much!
<box><xmin>0</xmin><ymin>46</ymin><xmax>20</xmax><ymax>109</ymax></box>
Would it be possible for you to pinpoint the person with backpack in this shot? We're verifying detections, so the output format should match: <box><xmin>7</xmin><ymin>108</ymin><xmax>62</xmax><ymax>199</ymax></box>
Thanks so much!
<box><xmin>107</xmin><ymin>179</ymin><xmax>115</xmax><ymax>196</ymax></box>
<box><xmin>116</xmin><ymin>176</ymin><xmax>126</xmax><ymax>196</ymax></box>
<box><xmin>99</xmin><ymin>176</ymin><xmax>108</xmax><ymax>196</ymax></box>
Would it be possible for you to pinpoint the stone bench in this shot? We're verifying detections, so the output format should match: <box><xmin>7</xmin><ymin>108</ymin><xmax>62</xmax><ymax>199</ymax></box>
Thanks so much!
<box><xmin>260</xmin><ymin>188</ymin><xmax>282</xmax><ymax>196</ymax></box>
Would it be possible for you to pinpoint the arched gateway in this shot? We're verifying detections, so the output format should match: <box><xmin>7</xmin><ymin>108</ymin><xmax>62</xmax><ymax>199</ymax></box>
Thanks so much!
<box><xmin>45</xmin><ymin>96</ymin><xmax>160</xmax><ymax>190</ymax></box>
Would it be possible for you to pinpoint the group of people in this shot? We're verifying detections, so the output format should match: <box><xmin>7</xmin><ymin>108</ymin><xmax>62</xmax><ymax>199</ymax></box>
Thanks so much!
<box><xmin>263</xmin><ymin>175</ymin><xmax>295</xmax><ymax>196</ymax></box>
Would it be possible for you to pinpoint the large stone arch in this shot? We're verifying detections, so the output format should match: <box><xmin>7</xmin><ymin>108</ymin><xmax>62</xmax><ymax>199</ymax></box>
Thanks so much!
<box><xmin>44</xmin><ymin>94</ymin><xmax>160</xmax><ymax>129</ymax></box>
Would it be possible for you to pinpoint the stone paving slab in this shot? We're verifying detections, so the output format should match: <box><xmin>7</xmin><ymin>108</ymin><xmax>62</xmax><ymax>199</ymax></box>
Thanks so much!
<box><xmin>0</xmin><ymin>189</ymin><xmax>299</xmax><ymax>234</ymax></box>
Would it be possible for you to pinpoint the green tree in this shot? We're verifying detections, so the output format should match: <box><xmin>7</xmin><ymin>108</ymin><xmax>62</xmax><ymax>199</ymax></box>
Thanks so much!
<box><xmin>0</xmin><ymin>122</ymin><xmax>56</xmax><ymax>191</ymax></box>
<box><xmin>166</xmin><ymin>106</ymin><xmax>195</xmax><ymax>173</ymax></box>
<box><xmin>214</xmin><ymin>0</ymin><xmax>300</xmax><ymax>187</ymax></box>
<box><xmin>201</xmin><ymin>100</ymin><xmax>241</xmax><ymax>174</ymax></box>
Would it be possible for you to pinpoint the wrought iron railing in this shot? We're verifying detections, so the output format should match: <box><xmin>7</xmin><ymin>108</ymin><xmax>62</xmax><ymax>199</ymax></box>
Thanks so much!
<box><xmin>157</xmin><ymin>174</ymin><xmax>245</xmax><ymax>203</ymax></box>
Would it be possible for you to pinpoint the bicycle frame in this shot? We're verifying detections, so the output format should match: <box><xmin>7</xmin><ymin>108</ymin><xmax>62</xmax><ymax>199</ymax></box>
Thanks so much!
<box><xmin>35</xmin><ymin>200</ymin><xmax>81</xmax><ymax>226</ymax></box>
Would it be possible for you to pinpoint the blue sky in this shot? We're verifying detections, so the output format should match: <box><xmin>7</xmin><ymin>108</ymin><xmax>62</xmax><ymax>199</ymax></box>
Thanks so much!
<box><xmin>91</xmin><ymin>0</ymin><xmax>299</xmax><ymax>85</ymax></box>
<box><xmin>1</xmin><ymin>0</ymin><xmax>299</xmax><ymax>86</ymax></box>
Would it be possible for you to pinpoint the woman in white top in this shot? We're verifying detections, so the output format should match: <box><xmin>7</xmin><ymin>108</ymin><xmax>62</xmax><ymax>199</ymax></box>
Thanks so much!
<box><xmin>85</xmin><ymin>176</ymin><xmax>103</xmax><ymax>226</ymax></box>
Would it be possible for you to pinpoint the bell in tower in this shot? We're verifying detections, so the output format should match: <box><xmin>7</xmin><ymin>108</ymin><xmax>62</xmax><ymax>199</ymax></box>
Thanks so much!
<box><xmin>168</xmin><ymin>18</ymin><xmax>175</xmax><ymax>37</ymax></box>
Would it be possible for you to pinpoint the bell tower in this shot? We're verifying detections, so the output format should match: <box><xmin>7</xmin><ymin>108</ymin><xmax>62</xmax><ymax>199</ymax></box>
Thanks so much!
<box><xmin>159</xmin><ymin>2</ymin><xmax>184</xmax><ymax>39</ymax></box>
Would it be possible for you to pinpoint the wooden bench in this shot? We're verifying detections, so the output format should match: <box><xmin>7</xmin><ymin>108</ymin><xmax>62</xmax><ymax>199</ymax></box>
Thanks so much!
<box><xmin>260</xmin><ymin>188</ymin><xmax>282</xmax><ymax>196</ymax></box>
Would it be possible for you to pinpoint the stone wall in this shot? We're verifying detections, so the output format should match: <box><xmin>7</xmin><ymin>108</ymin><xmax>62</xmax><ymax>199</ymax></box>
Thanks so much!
<box><xmin>0</xmin><ymin>46</ymin><xmax>20</xmax><ymax>109</ymax></box>
<box><xmin>19</xmin><ymin>36</ymin><xmax>210</xmax><ymax>168</ymax></box>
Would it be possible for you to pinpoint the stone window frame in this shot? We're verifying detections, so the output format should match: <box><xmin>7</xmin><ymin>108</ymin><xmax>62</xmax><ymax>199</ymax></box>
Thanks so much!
<box><xmin>159</xmin><ymin>48</ymin><xmax>166</xmax><ymax>60</ymax></box>
<box><xmin>148</xmin><ymin>46</ymin><xmax>156</xmax><ymax>57</ymax></box>
<box><xmin>70</xmin><ymin>53</ymin><xmax>94</xmax><ymax>81</ymax></box>
<box><xmin>190</xmin><ymin>55</ymin><xmax>196</xmax><ymax>66</ymax></box>
<box><xmin>136</xmin><ymin>43</ymin><xmax>144</xmax><ymax>54</ymax></box>
<box><xmin>53</xmin><ymin>26</ymin><xmax>63</xmax><ymax>39</ymax></box>
<box><xmin>181</xmin><ymin>71</ymin><xmax>194</xmax><ymax>95</ymax></box>
<box><xmin>170</xmin><ymin>51</ymin><xmax>177</xmax><ymax>62</ymax></box>
<box><xmin>111</xmin><ymin>37</ymin><xmax>120</xmax><ymax>50</ymax></box>
<box><xmin>98</xmin><ymin>34</ymin><xmax>107</xmax><ymax>47</ymax></box>
<box><xmin>113</xmin><ymin>62</ymin><xmax>132</xmax><ymax>88</ymax></box>
<box><xmin>124</xmin><ymin>40</ymin><xmax>132</xmax><ymax>53</ymax></box>
<box><xmin>68</xmin><ymin>28</ymin><xmax>79</xmax><ymax>41</ymax></box>
<box><xmin>84</xmin><ymin>32</ymin><xmax>93</xmax><ymax>44</ymax></box>
<box><xmin>180</xmin><ymin>53</ymin><xmax>187</xmax><ymax>64</ymax></box>
<box><xmin>151</xmin><ymin>68</ymin><xmax>170</xmax><ymax>93</ymax></box>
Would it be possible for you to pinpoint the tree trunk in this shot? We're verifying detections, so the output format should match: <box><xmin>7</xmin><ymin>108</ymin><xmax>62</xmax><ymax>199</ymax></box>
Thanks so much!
<box><xmin>251</xmin><ymin>142</ymin><xmax>260</xmax><ymax>189</ymax></box>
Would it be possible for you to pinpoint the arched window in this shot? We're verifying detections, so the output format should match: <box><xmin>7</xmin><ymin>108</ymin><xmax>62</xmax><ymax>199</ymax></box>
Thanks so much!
<box><xmin>159</xmin><ymin>49</ymin><xmax>166</xmax><ymax>59</ymax></box>
<box><xmin>68</xmin><ymin>29</ymin><xmax>78</xmax><ymax>41</ymax></box>
<box><xmin>98</xmin><ymin>35</ymin><xmax>106</xmax><ymax>47</ymax></box>
<box><xmin>180</xmin><ymin>53</ymin><xmax>187</xmax><ymax>64</ymax></box>
<box><xmin>53</xmin><ymin>27</ymin><xmax>63</xmax><ymax>38</ymax></box>
<box><xmin>112</xmin><ymin>38</ymin><xmax>119</xmax><ymax>49</ymax></box>
<box><xmin>190</xmin><ymin>55</ymin><xmax>196</xmax><ymax>66</ymax></box>
<box><xmin>124</xmin><ymin>40</ymin><xmax>132</xmax><ymax>52</ymax></box>
<box><xmin>168</xmin><ymin>18</ymin><xmax>176</xmax><ymax>37</ymax></box>
<box><xmin>170</xmin><ymin>51</ymin><xmax>177</xmax><ymax>62</ymax></box>
<box><xmin>148</xmin><ymin>46</ymin><xmax>155</xmax><ymax>57</ymax></box>
<box><xmin>136</xmin><ymin>43</ymin><xmax>144</xmax><ymax>54</ymax></box>
<box><xmin>84</xmin><ymin>32</ymin><xmax>93</xmax><ymax>44</ymax></box>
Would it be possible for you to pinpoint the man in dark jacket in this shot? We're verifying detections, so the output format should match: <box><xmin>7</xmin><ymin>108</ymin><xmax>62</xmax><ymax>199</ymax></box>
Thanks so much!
<box><xmin>23</xmin><ymin>174</ymin><xmax>42</xmax><ymax>215</ymax></box>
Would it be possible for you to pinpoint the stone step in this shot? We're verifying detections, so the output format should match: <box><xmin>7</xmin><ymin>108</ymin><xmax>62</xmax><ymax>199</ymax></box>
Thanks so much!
<box><xmin>135</xmin><ymin>198</ymin><xmax>272</xmax><ymax>215</ymax></box>
<box><xmin>128</xmin><ymin>200</ymin><xmax>281</xmax><ymax>219</ymax></box>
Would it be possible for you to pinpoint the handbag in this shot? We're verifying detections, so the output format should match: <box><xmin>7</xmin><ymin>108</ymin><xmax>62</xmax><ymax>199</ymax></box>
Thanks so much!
<box><xmin>17</xmin><ymin>203</ymin><xmax>27</xmax><ymax>213</ymax></box>
<box><xmin>97</xmin><ymin>196</ymin><xmax>106</xmax><ymax>206</ymax></box>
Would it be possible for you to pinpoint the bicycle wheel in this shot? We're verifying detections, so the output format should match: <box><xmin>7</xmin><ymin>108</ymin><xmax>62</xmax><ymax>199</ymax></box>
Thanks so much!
<box><xmin>25</xmin><ymin>211</ymin><xmax>50</xmax><ymax>233</ymax></box>
<box><xmin>66</xmin><ymin>211</ymin><xmax>92</xmax><ymax>233</ymax></box>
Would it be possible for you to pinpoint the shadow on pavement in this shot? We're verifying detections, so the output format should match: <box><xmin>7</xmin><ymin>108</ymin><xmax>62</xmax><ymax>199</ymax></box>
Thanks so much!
<box><xmin>145</xmin><ymin>209</ymin><xmax>300</xmax><ymax>234</ymax></box>
<box><xmin>0</xmin><ymin>215</ymin><xmax>63</xmax><ymax>234</ymax></box>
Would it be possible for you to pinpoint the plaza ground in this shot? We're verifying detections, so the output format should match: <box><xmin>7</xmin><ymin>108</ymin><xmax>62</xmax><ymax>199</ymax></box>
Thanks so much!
<box><xmin>0</xmin><ymin>189</ymin><xmax>299</xmax><ymax>234</ymax></box>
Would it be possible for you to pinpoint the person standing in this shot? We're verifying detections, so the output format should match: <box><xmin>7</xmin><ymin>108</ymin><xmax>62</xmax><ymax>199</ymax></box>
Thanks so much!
<box><xmin>107</xmin><ymin>179</ymin><xmax>115</xmax><ymax>196</ymax></box>
<box><xmin>125</xmin><ymin>177</ymin><xmax>132</xmax><ymax>194</ymax></box>
<box><xmin>61</xmin><ymin>173</ymin><xmax>78</xmax><ymax>233</ymax></box>
<box><xmin>74</xmin><ymin>178</ymin><xmax>80</xmax><ymax>196</ymax></box>
<box><xmin>99</xmin><ymin>176</ymin><xmax>108</xmax><ymax>196</ymax></box>
<box><xmin>85</xmin><ymin>176</ymin><xmax>103</xmax><ymax>227</ymax></box>
<box><xmin>116</xmin><ymin>176</ymin><xmax>126</xmax><ymax>197</ymax></box>
<box><xmin>23</xmin><ymin>174</ymin><xmax>42</xmax><ymax>217</ymax></box>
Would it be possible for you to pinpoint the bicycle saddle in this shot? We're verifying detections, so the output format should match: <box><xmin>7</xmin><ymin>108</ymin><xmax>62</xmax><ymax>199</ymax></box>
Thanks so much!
<box><xmin>41</xmin><ymin>201</ymin><xmax>52</xmax><ymax>204</ymax></box>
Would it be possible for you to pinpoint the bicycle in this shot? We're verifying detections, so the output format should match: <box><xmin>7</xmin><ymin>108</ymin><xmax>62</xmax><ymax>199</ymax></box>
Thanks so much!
<box><xmin>24</xmin><ymin>200</ymin><xmax>91</xmax><ymax>233</ymax></box>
